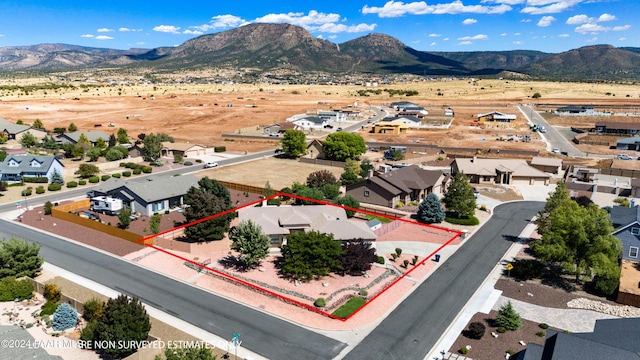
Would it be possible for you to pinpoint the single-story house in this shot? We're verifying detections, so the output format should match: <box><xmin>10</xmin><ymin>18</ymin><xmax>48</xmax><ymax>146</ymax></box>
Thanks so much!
<box><xmin>595</xmin><ymin>122</ymin><xmax>640</xmax><ymax>135</ymax></box>
<box><xmin>372</xmin><ymin>120</ymin><xmax>409</xmax><ymax>134</ymax></box>
<box><xmin>390</xmin><ymin>101</ymin><xmax>423</xmax><ymax>112</ymax></box>
<box><xmin>263</xmin><ymin>122</ymin><xmax>300</xmax><ymax>134</ymax></box>
<box><xmin>317</xmin><ymin>110</ymin><xmax>347</xmax><ymax>122</ymax></box>
<box><xmin>0</xmin><ymin>325</ymin><xmax>63</xmax><ymax>360</ymax></box>
<box><xmin>530</xmin><ymin>157</ymin><xmax>563</xmax><ymax>175</ymax></box>
<box><xmin>288</xmin><ymin>116</ymin><xmax>328</xmax><ymax>130</ymax></box>
<box><xmin>517</xmin><ymin>318</ymin><xmax>640</xmax><ymax>359</ymax></box>
<box><xmin>477</xmin><ymin>111</ymin><xmax>516</xmax><ymax>123</ymax></box>
<box><xmin>555</xmin><ymin>105</ymin><xmax>595</xmax><ymax>116</ymax></box>
<box><xmin>611</xmin><ymin>205</ymin><xmax>640</xmax><ymax>261</ymax></box>
<box><xmin>127</xmin><ymin>144</ymin><xmax>145</xmax><ymax>158</ymax></box>
<box><xmin>386</xmin><ymin>115</ymin><xmax>422</xmax><ymax>126</ymax></box>
<box><xmin>238</xmin><ymin>205</ymin><xmax>377</xmax><ymax>247</ymax></box>
<box><xmin>305</xmin><ymin>139</ymin><xmax>325</xmax><ymax>159</ymax></box>
<box><xmin>0</xmin><ymin>118</ymin><xmax>47</xmax><ymax>140</ymax></box>
<box><xmin>87</xmin><ymin>174</ymin><xmax>199</xmax><ymax>216</ymax></box>
<box><xmin>451</xmin><ymin>157</ymin><xmax>550</xmax><ymax>185</ymax></box>
<box><xmin>346</xmin><ymin>165</ymin><xmax>447</xmax><ymax>208</ymax></box>
<box><xmin>56</xmin><ymin>131</ymin><xmax>110</xmax><ymax>146</ymax></box>
<box><xmin>616</xmin><ymin>136</ymin><xmax>640</xmax><ymax>151</ymax></box>
<box><xmin>161</xmin><ymin>142</ymin><xmax>207</xmax><ymax>158</ymax></box>
<box><xmin>0</xmin><ymin>155</ymin><xmax>64</xmax><ymax>182</ymax></box>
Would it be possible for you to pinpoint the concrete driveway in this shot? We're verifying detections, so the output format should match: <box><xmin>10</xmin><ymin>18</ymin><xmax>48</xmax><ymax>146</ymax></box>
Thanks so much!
<box><xmin>514</xmin><ymin>183</ymin><xmax>556</xmax><ymax>202</ymax></box>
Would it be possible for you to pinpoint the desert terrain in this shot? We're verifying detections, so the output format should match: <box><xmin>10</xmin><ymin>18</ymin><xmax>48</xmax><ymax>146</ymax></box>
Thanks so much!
<box><xmin>1</xmin><ymin>78</ymin><xmax>639</xmax><ymax>154</ymax></box>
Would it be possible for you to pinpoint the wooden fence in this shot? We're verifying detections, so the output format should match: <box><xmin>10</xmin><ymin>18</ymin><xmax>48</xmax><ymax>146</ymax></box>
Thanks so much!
<box><xmin>601</xmin><ymin>168</ymin><xmax>640</xmax><ymax>178</ymax></box>
<box><xmin>217</xmin><ymin>180</ymin><xmax>266</xmax><ymax>195</ymax></box>
<box><xmin>51</xmin><ymin>200</ymin><xmax>151</xmax><ymax>245</ymax></box>
<box><xmin>299</xmin><ymin>157</ymin><xmax>347</xmax><ymax>168</ymax></box>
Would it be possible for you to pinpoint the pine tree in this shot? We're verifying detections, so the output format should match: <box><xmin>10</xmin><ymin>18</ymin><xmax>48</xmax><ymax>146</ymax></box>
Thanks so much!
<box><xmin>49</xmin><ymin>169</ymin><xmax>65</xmax><ymax>185</ymax></box>
<box><xmin>535</xmin><ymin>181</ymin><xmax>570</xmax><ymax>235</ymax></box>
<box><xmin>52</xmin><ymin>303</ymin><xmax>78</xmax><ymax>331</ymax></box>
<box><xmin>93</xmin><ymin>295</ymin><xmax>151</xmax><ymax>357</ymax></box>
<box><xmin>442</xmin><ymin>172</ymin><xmax>476</xmax><ymax>218</ymax></box>
<box><xmin>495</xmin><ymin>301</ymin><xmax>521</xmax><ymax>331</ymax></box>
<box><xmin>417</xmin><ymin>193</ymin><xmax>445</xmax><ymax>223</ymax></box>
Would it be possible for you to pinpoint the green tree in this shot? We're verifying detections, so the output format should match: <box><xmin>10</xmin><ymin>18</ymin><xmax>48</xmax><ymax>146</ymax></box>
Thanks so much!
<box><xmin>68</xmin><ymin>122</ymin><xmax>78</xmax><ymax>132</ymax></box>
<box><xmin>159</xmin><ymin>347</ymin><xmax>217</xmax><ymax>360</ymax></box>
<box><xmin>263</xmin><ymin>181</ymin><xmax>281</xmax><ymax>206</ymax></box>
<box><xmin>0</xmin><ymin>133</ymin><xmax>7</xmax><ymax>144</ymax></box>
<box><xmin>75</xmin><ymin>163</ymin><xmax>99</xmax><ymax>178</ymax></box>
<box><xmin>41</xmin><ymin>136</ymin><xmax>59</xmax><ymax>152</ymax></box>
<box><xmin>105</xmin><ymin>147</ymin><xmax>126</xmax><ymax>161</ymax></box>
<box><xmin>344</xmin><ymin>159</ymin><xmax>361</xmax><ymax>176</ymax></box>
<box><xmin>91</xmin><ymin>295</ymin><xmax>151</xmax><ymax>357</ymax></box>
<box><xmin>322</xmin><ymin>132</ymin><xmax>367</xmax><ymax>161</ymax></box>
<box><xmin>442</xmin><ymin>172</ymin><xmax>476</xmax><ymax>218</ymax></box>
<box><xmin>532</xmin><ymin>92</ymin><xmax>542</xmax><ymax>99</ymax></box>
<box><xmin>118</xmin><ymin>206</ymin><xmax>132</xmax><ymax>229</ymax></box>
<box><xmin>359</xmin><ymin>158</ymin><xmax>374</xmax><ymax>178</ymax></box>
<box><xmin>95</xmin><ymin>137</ymin><xmax>107</xmax><ymax>149</ymax></box>
<box><xmin>117</xmin><ymin>128</ymin><xmax>129</xmax><ymax>144</ymax></box>
<box><xmin>19</xmin><ymin>132</ymin><xmax>38</xmax><ymax>148</ymax></box>
<box><xmin>143</xmin><ymin>133</ymin><xmax>164</xmax><ymax>161</ymax></box>
<box><xmin>150</xmin><ymin>214</ymin><xmax>161</xmax><ymax>234</ymax></box>
<box><xmin>184</xmin><ymin>177</ymin><xmax>233</xmax><ymax>242</ymax></box>
<box><xmin>333</xmin><ymin>195</ymin><xmax>360</xmax><ymax>218</ymax></box>
<box><xmin>531</xmin><ymin>201</ymin><xmax>621</xmax><ymax>284</ymax></box>
<box><xmin>0</xmin><ymin>236</ymin><xmax>44</xmax><ymax>279</ymax></box>
<box><xmin>495</xmin><ymin>301</ymin><xmax>521</xmax><ymax>331</ymax></box>
<box><xmin>280</xmin><ymin>231</ymin><xmax>344</xmax><ymax>280</ymax></box>
<box><xmin>76</xmin><ymin>133</ymin><xmax>91</xmax><ymax>152</ymax></box>
<box><xmin>0</xmin><ymin>150</ymin><xmax>6</xmax><ymax>162</ymax></box>
<box><xmin>294</xmin><ymin>185</ymin><xmax>325</xmax><ymax>204</ymax></box>
<box><xmin>53</xmin><ymin>127</ymin><xmax>66</xmax><ymax>135</ymax></box>
<box><xmin>281</xmin><ymin>129</ymin><xmax>306</xmax><ymax>158</ymax></box>
<box><xmin>535</xmin><ymin>181</ymin><xmax>570</xmax><ymax>235</ymax></box>
<box><xmin>71</xmin><ymin>144</ymin><xmax>85</xmax><ymax>159</ymax></box>
<box><xmin>108</xmin><ymin>133</ymin><xmax>117</xmax><ymax>148</ymax></box>
<box><xmin>389</xmin><ymin>149</ymin><xmax>405</xmax><ymax>161</ymax></box>
<box><xmin>340</xmin><ymin>170</ymin><xmax>360</xmax><ymax>186</ymax></box>
<box><xmin>32</xmin><ymin>118</ymin><xmax>44</xmax><ymax>129</ymax></box>
<box><xmin>229</xmin><ymin>220</ymin><xmax>270</xmax><ymax>269</ymax></box>
<box><xmin>417</xmin><ymin>193</ymin><xmax>445</xmax><ymax>224</ymax></box>
<box><xmin>49</xmin><ymin>169</ymin><xmax>64</xmax><ymax>185</ymax></box>
<box><xmin>86</xmin><ymin>147</ymin><xmax>102</xmax><ymax>161</ymax></box>
<box><xmin>321</xmin><ymin>183</ymin><xmax>341</xmax><ymax>200</ymax></box>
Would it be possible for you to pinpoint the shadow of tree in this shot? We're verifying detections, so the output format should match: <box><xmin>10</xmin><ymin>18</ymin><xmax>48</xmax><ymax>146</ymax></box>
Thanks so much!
<box><xmin>218</xmin><ymin>255</ymin><xmax>250</xmax><ymax>273</ymax></box>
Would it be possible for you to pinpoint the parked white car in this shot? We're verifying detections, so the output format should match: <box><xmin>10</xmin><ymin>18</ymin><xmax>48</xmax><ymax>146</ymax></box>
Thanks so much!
<box><xmin>617</xmin><ymin>154</ymin><xmax>634</xmax><ymax>160</ymax></box>
<box><xmin>203</xmin><ymin>162</ymin><xmax>218</xmax><ymax>168</ymax></box>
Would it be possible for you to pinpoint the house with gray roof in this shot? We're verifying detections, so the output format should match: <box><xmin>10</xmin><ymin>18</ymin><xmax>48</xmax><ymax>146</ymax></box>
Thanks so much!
<box><xmin>346</xmin><ymin>165</ymin><xmax>447</xmax><ymax>208</ymax></box>
<box><xmin>0</xmin><ymin>155</ymin><xmax>64</xmax><ymax>182</ymax></box>
<box><xmin>452</xmin><ymin>157</ymin><xmax>550</xmax><ymax>185</ymax></box>
<box><xmin>610</xmin><ymin>205</ymin><xmax>640</xmax><ymax>261</ymax></box>
<box><xmin>288</xmin><ymin>116</ymin><xmax>328</xmax><ymax>130</ymax></box>
<box><xmin>87</xmin><ymin>174</ymin><xmax>199</xmax><ymax>216</ymax></box>
<box><xmin>518</xmin><ymin>318</ymin><xmax>640</xmax><ymax>359</ymax></box>
<box><xmin>0</xmin><ymin>325</ymin><xmax>63</xmax><ymax>360</ymax></box>
<box><xmin>56</xmin><ymin>131</ymin><xmax>110</xmax><ymax>146</ymax></box>
<box><xmin>239</xmin><ymin>205</ymin><xmax>376</xmax><ymax>247</ymax></box>
<box><xmin>0</xmin><ymin>118</ymin><xmax>47</xmax><ymax>140</ymax></box>
<box><xmin>616</xmin><ymin>136</ymin><xmax>640</xmax><ymax>151</ymax></box>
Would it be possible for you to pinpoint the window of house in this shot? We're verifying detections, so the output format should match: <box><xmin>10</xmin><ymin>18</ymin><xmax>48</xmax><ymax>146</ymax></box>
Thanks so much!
<box><xmin>630</xmin><ymin>246</ymin><xmax>639</xmax><ymax>258</ymax></box>
<box><xmin>632</xmin><ymin>227</ymin><xmax>640</xmax><ymax>235</ymax></box>
<box><xmin>483</xmin><ymin>176</ymin><xmax>491</xmax><ymax>182</ymax></box>
<box><xmin>151</xmin><ymin>201</ymin><xmax>165</xmax><ymax>212</ymax></box>
<box><xmin>364</xmin><ymin>190</ymin><xmax>370</xmax><ymax>197</ymax></box>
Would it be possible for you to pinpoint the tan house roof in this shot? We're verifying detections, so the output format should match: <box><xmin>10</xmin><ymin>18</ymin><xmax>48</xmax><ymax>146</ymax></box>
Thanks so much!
<box><xmin>161</xmin><ymin>142</ymin><xmax>205</xmax><ymax>151</ymax></box>
<box><xmin>531</xmin><ymin>157</ymin><xmax>562</xmax><ymax>167</ymax></box>
<box><xmin>454</xmin><ymin>158</ymin><xmax>550</xmax><ymax>178</ymax></box>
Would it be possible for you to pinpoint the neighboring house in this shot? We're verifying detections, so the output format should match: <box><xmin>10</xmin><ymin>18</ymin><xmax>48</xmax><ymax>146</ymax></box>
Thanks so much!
<box><xmin>477</xmin><ymin>111</ymin><xmax>516</xmax><ymax>123</ymax></box>
<box><xmin>0</xmin><ymin>326</ymin><xmax>63</xmax><ymax>360</ymax></box>
<box><xmin>306</xmin><ymin>139</ymin><xmax>325</xmax><ymax>159</ymax></box>
<box><xmin>317</xmin><ymin>110</ymin><xmax>347</xmax><ymax>122</ymax></box>
<box><xmin>616</xmin><ymin>136</ymin><xmax>640</xmax><ymax>151</ymax></box>
<box><xmin>56</xmin><ymin>131</ymin><xmax>110</xmax><ymax>146</ymax></box>
<box><xmin>385</xmin><ymin>115</ymin><xmax>422</xmax><ymax>127</ymax></box>
<box><xmin>530</xmin><ymin>157</ymin><xmax>563</xmax><ymax>175</ymax></box>
<box><xmin>87</xmin><ymin>174</ymin><xmax>199</xmax><ymax>216</ymax></box>
<box><xmin>444</xmin><ymin>108</ymin><xmax>454</xmax><ymax>116</ymax></box>
<box><xmin>0</xmin><ymin>118</ymin><xmax>47</xmax><ymax>140</ymax></box>
<box><xmin>610</xmin><ymin>205</ymin><xmax>640</xmax><ymax>261</ymax></box>
<box><xmin>451</xmin><ymin>157</ymin><xmax>550</xmax><ymax>185</ymax></box>
<box><xmin>0</xmin><ymin>155</ymin><xmax>64</xmax><ymax>182</ymax></box>
<box><xmin>595</xmin><ymin>122</ymin><xmax>640</xmax><ymax>135</ymax></box>
<box><xmin>517</xmin><ymin>318</ymin><xmax>640</xmax><ymax>360</ymax></box>
<box><xmin>263</xmin><ymin>122</ymin><xmax>299</xmax><ymax>134</ymax></box>
<box><xmin>238</xmin><ymin>205</ymin><xmax>377</xmax><ymax>247</ymax></box>
<box><xmin>372</xmin><ymin>120</ymin><xmax>409</xmax><ymax>134</ymax></box>
<box><xmin>632</xmin><ymin>178</ymin><xmax>640</xmax><ymax>198</ymax></box>
<box><xmin>390</xmin><ymin>101</ymin><xmax>423</xmax><ymax>112</ymax></box>
<box><xmin>346</xmin><ymin>165</ymin><xmax>447</xmax><ymax>208</ymax></box>
<box><xmin>127</xmin><ymin>144</ymin><xmax>145</xmax><ymax>158</ymax></box>
<box><xmin>555</xmin><ymin>105</ymin><xmax>596</xmax><ymax>116</ymax></box>
<box><xmin>288</xmin><ymin>116</ymin><xmax>328</xmax><ymax>130</ymax></box>
<box><xmin>161</xmin><ymin>142</ymin><xmax>207</xmax><ymax>158</ymax></box>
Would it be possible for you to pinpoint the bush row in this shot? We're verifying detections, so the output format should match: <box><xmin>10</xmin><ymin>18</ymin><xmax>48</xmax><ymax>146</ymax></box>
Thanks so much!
<box><xmin>22</xmin><ymin>176</ymin><xmax>49</xmax><ymax>183</ymax></box>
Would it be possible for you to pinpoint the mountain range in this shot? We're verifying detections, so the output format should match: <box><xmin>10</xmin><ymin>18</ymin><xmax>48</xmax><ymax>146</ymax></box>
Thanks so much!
<box><xmin>1</xmin><ymin>23</ymin><xmax>639</xmax><ymax>81</ymax></box>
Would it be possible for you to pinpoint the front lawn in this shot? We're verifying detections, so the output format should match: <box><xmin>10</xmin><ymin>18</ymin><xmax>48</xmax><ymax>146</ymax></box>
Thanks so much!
<box><xmin>332</xmin><ymin>296</ymin><xmax>366</xmax><ymax>319</ymax></box>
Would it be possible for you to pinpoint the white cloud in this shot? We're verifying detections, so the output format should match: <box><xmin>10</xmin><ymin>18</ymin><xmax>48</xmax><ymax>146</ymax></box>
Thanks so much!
<box><xmin>513</xmin><ymin>32</ymin><xmax>521</xmax><ymax>35</ymax></box>
<box><xmin>457</xmin><ymin>34</ymin><xmax>488</xmax><ymax>40</ymax></box>
<box><xmin>585</xmin><ymin>36</ymin><xmax>598</xmax><ymax>43</ymax></box>
<box><xmin>430</xmin><ymin>41</ymin><xmax>437</xmax><ymax>46</ymax></box>
<box><xmin>462</xmin><ymin>18</ymin><xmax>477</xmax><ymax>25</ymax></box>
<box><xmin>513</xmin><ymin>40</ymin><xmax>523</xmax><ymax>44</ymax></box>
<box><xmin>317</xmin><ymin>34</ymin><xmax>324</xmax><ymax>39</ymax></box>
<box><xmin>97</xmin><ymin>28</ymin><xmax>114</xmax><ymax>33</ymax></box>
<box><xmin>244</xmin><ymin>10</ymin><xmax>377</xmax><ymax>34</ymax></box>
<box><xmin>119</xmin><ymin>27</ymin><xmax>142</xmax><ymax>32</ymax></box>
<box><xmin>81</xmin><ymin>34</ymin><xmax>94</xmax><ymax>38</ymax></box>
<box><xmin>183</xmin><ymin>29</ymin><xmax>204</xmax><ymax>35</ymax></box>
<box><xmin>575</xmin><ymin>23</ymin><xmax>608</xmax><ymax>34</ymax></box>
<box><xmin>317</xmin><ymin>23</ymin><xmax>377</xmax><ymax>33</ymax></box>
<box><xmin>537</xmin><ymin>16</ymin><xmax>555</xmax><ymax>26</ymax></box>
<box><xmin>329</xmin><ymin>35</ymin><xmax>338</xmax><ymax>39</ymax></box>
<box><xmin>500</xmin><ymin>32</ymin><xmax>508</xmax><ymax>36</ymax></box>
<box><xmin>613</xmin><ymin>25</ymin><xmax>631</xmax><ymax>31</ymax></box>
<box><xmin>566</xmin><ymin>14</ymin><xmax>590</xmax><ymax>24</ymax></box>
<box><xmin>428</xmin><ymin>33</ymin><xmax>442</xmax><ymax>37</ymax></box>
<box><xmin>95</xmin><ymin>35</ymin><xmax>114</xmax><ymax>40</ymax></box>
<box><xmin>521</xmin><ymin>0</ymin><xmax>582</xmax><ymax>15</ymax></box>
<box><xmin>457</xmin><ymin>41</ymin><xmax>473</xmax><ymax>45</ymax></box>
<box><xmin>135</xmin><ymin>42</ymin><xmax>145</xmax><ymax>45</ymax></box>
<box><xmin>618</xmin><ymin>37</ymin><xmax>626</xmax><ymax>41</ymax></box>
<box><xmin>598</xmin><ymin>13</ymin><xmax>616</xmax><ymax>22</ymax></box>
<box><xmin>153</xmin><ymin>25</ymin><xmax>181</xmax><ymax>34</ymax></box>
<box><xmin>558</xmin><ymin>33</ymin><xmax>569</xmax><ymax>37</ymax></box>
<box><xmin>482</xmin><ymin>0</ymin><xmax>524</xmax><ymax>4</ymax></box>
<box><xmin>444</xmin><ymin>37</ymin><xmax>450</xmax><ymax>41</ymax></box>
<box><xmin>361</xmin><ymin>1</ymin><xmax>512</xmax><ymax>18</ymax></box>
<box><xmin>521</xmin><ymin>18</ymin><xmax>531</xmax><ymax>22</ymax></box>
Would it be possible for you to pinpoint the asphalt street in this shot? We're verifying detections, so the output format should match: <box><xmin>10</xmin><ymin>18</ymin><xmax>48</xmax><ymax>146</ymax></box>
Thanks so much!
<box><xmin>0</xmin><ymin>219</ymin><xmax>346</xmax><ymax>359</ymax></box>
<box><xmin>519</xmin><ymin>104</ymin><xmax>585</xmax><ymax>157</ymax></box>
<box><xmin>342</xmin><ymin>201</ymin><xmax>544</xmax><ymax>360</ymax></box>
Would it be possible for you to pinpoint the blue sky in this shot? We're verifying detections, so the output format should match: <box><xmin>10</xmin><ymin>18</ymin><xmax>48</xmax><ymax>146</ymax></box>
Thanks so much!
<box><xmin>0</xmin><ymin>1</ymin><xmax>635</xmax><ymax>53</ymax></box>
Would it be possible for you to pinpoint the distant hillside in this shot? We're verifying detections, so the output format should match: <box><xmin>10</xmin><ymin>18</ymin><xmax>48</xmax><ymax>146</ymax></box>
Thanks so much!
<box><xmin>0</xmin><ymin>24</ymin><xmax>639</xmax><ymax>81</ymax></box>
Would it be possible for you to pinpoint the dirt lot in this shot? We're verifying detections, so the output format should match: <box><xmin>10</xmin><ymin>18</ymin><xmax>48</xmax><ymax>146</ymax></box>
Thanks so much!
<box><xmin>1</xmin><ymin>79</ymin><xmax>639</xmax><ymax>155</ymax></box>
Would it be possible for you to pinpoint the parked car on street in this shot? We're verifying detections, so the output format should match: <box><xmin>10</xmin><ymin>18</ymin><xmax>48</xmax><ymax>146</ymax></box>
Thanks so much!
<box><xmin>618</xmin><ymin>154</ymin><xmax>634</xmax><ymax>160</ymax></box>
<box><xmin>203</xmin><ymin>162</ymin><xmax>218</xmax><ymax>168</ymax></box>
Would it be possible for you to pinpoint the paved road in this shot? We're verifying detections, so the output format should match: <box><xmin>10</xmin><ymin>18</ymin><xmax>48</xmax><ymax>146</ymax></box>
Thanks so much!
<box><xmin>519</xmin><ymin>104</ymin><xmax>585</xmax><ymax>157</ymax></box>
<box><xmin>0</xmin><ymin>219</ymin><xmax>346</xmax><ymax>359</ymax></box>
<box><xmin>342</xmin><ymin>201</ymin><xmax>544</xmax><ymax>360</ymax></box>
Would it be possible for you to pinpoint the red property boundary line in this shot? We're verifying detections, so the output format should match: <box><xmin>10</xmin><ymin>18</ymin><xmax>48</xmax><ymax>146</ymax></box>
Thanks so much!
<box><xmin>138</xmin><ymin>193</ymin><xmax>462</xmax><ymax>322</ymax></box>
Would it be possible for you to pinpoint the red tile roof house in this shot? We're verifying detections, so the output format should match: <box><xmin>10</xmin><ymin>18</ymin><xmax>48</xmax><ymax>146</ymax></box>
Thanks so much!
<box><xmin>345</xmin><ymin>165</ymin><xmax>448</xmax><ymax>208</ymax></box>
<box><xmin>451</xmin><ymin>157</ymin><xmax>550</xmax><ymax>185</ymax></box>
<box><xmin>239</xmin><ymin>205</ymin><xmax>377</xmax><ymax>247</ymax></box>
